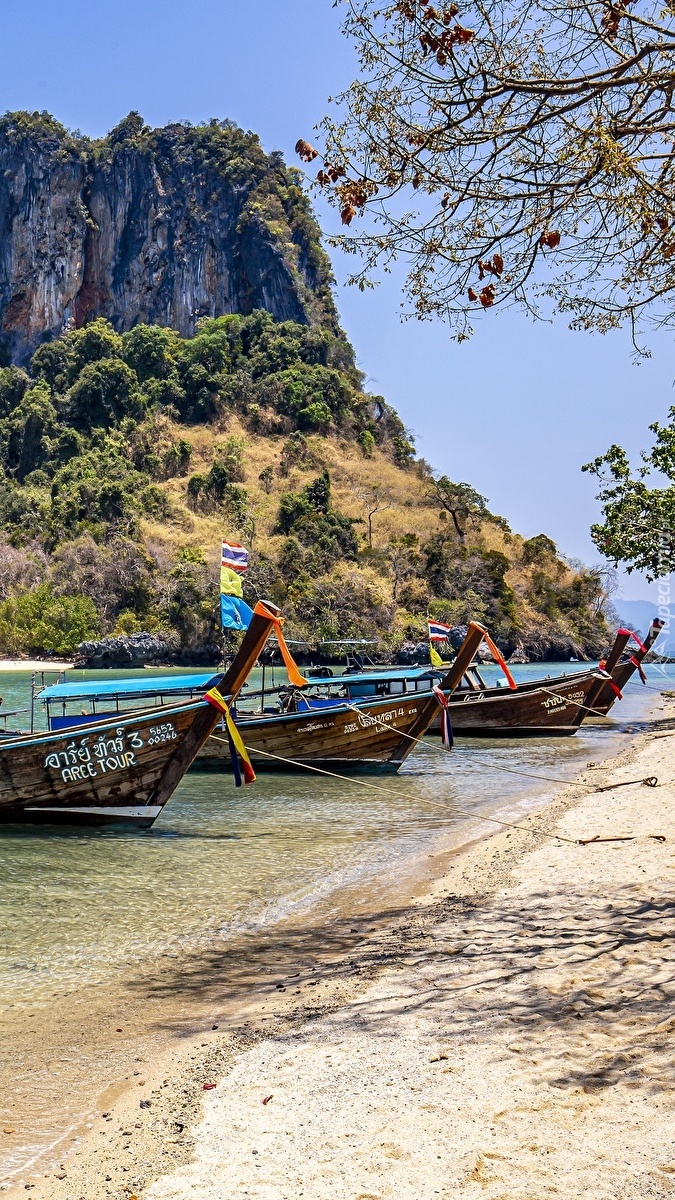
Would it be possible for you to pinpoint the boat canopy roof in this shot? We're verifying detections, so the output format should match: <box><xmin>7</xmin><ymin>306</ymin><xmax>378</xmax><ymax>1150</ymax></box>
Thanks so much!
<box><xmin>336</xmin><ymin>667</ymin><xmax>441</xmax><ymax>685</ymax></box>
<box><xmin>38</xmin><ymin>664</ymin><xmax>447</xmax><ymax>705</ymax></box>
<box><xmin>38</xmin><ymin>672</ymin><xmax>220</xmax><ymax>703</ymax></box>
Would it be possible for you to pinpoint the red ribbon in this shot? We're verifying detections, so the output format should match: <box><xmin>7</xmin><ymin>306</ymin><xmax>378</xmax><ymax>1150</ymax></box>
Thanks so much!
<box><xmin>630</xmin><ymin>655</ymin><xmax>647</xmax><ymax>685</ymax></box>
<box><xmin>617</xmin><ymin>628</ymin><xmax>647</xmax><ymax>655</ymax></box>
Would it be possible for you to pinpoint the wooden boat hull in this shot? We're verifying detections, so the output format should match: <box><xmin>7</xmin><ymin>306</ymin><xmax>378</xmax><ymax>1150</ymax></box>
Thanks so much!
<box><xmin>0</xmin><ymin>700</ymin><xmax>223</xmax><ymax>828</ymax></box>
<box><xmin>426</xmin><ymin>623</ymin><xmax>665</xmax><ymax>737</ymax></box>
<box><xmin>196</xmin><ymin>691</ymin><xmax>436</xmax><ymax>772</ymax></box>
<box><xmin>0</xmin><ymin>600</ymin><xmax>281</xmax><ymax>826</ymax></box>
<box><xmin>428</xmin><ymin>670</ymin><xmax>600</xmax><ymax>737</ymax></box>
<box><xmin>195</xmin><ymin>621</ymin><xmax>488</xmax><ymax>773</ymax></box>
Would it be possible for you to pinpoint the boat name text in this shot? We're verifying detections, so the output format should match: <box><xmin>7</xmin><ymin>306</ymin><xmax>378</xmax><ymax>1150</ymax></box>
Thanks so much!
<box><xmin>43</xmin><ymin>723</ymin><xmax>176</xmax><ymax>784</ymax></box>
<box><xmin>541</xmin><ymin>690</ymin><xmax>586</xmax><ymax>711</ymax></box>
<box><xmin>344</xmin><ymin>706</ymin><xmax>412</xmax><ymax>735</ymax></box>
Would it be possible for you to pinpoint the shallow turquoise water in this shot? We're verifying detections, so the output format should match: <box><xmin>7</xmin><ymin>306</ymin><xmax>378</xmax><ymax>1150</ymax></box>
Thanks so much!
<box><xmin>0</xmin><ymin>661</ymin><xmax>669</xmax><ymax>1009</ymax></box>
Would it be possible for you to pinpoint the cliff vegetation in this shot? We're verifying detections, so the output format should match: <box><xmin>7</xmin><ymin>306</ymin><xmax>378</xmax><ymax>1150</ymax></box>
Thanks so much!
<box><xmin>0</xmin><ymin>311</ymin><xmax>612</xmax><ymax>660</ymax></box>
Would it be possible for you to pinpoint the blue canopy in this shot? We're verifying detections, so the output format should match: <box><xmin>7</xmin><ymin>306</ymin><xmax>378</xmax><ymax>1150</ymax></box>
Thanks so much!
<box><xmin>335</xmin><ymin>667</ymin><xmax>440</xmax><ymax>685</ymax></box>
<box><xmin>38</xmin><ymin>673</ymin><xmax>221</xmax><ymax>703</ymax></box>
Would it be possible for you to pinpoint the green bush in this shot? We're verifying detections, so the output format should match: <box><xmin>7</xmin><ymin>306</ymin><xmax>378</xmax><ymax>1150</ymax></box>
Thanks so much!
<box><xmin>0</xmin><ymin>583</ymin><xmax>101</xmax><ymax>656</ymax></box>
<box><xmin>276</xmin><ymin>471</ymin><xmax>358</xmax><ymax>571</ymax></box>
<box><xmin>67</xmin><ymin>358</ymin><xmax>144</xmax><ymax>431</ymax></box>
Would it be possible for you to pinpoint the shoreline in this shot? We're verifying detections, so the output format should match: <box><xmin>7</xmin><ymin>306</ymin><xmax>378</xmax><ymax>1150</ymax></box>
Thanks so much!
<box><xmin>4</xmin><ymin>690</ymin><xmax>673</xmax><ymax>1198</ymax></box>
<box><xmin>0</xmin><ymin>659</ymin><xmax>73</xmax><ymax>673</ymax></box>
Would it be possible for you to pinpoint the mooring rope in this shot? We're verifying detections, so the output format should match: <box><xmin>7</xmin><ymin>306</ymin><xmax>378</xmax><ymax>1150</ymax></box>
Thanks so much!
<box><xmin>343</xmin><ymin>702</ymin><xmax>597</xmax><ymax>788</ymax></box>
<box><xmin>207</xmin><ymin>733</ymin><xmax>662</xmax><ymax>847</ymax></box>
<box><xmin>208</xmin><ymin>733</ymin><xmax>581</xmax><ymax>844</ymax></box>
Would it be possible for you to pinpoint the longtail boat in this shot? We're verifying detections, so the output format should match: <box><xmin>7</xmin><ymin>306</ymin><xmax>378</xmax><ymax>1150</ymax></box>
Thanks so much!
<box><xmin>197</xmin><ymin>621</ymin><xmax>485</xmax><ymax>772</ymax></box>
<box><xmin>427</xmin><ymin>619</ymin><xmax>664</xmax><ymax>736</ymax></box>
<box><xmin>584</xmin><ymin>620</ymin><xmax>664</xmax><ymax>716</ymax></box>
<box><xmin>0</xmin><ymin>601</ymin><xmax>279</xmax><ymax>827</ymax></box>
<box><xmin>277</xmin><ymin>620</ymin><xmax>663</xmax><ymax>739</ymax></box>
<box><xmin>38</xmin><ymin>623</ymin><xmax>488</xmax><ymax>774</ymax></box>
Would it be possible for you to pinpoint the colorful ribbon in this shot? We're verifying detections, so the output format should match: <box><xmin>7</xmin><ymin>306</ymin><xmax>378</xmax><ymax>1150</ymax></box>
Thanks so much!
<box><xmin>433</xmin><ymin>685</ymin><xmax>454</xmax><ymax>749</ymax></box>
<box><xmin>254</xmin><ymin>601</ymin><xmax>308</xmax><ymax>687</ymax></box>
<box><xmin>617</xmin><ymin>627</ymin><xmax>648</xmax><ymax>655</ymax></box>
<box><xmin>481</xmin><ymin>632</ymin><xmax>517</xmax><ymax>690</ymax></box>
<box><xmin>630</xmin><ymin>655</ymin><xmax>647</xmax><ymax>685</ymax></box>
<box><xmin>204</xmin><ymin>687</ymin><xmax>256</xmax><ymax>785</ymax></box>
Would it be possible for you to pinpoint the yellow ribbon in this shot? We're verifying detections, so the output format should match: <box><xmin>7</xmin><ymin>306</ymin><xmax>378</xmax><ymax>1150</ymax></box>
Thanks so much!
<box><xmin>204</xmin><ymin>687</ymin><xmax>256</xmax><ymax>782</ymax></box>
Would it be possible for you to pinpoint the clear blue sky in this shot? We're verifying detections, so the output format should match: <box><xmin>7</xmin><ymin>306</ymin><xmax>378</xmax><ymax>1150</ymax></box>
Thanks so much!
<box><xmin>3</xmin><ymin>0</ymin><xmax>672</xmax><ymax>602</ymax></box>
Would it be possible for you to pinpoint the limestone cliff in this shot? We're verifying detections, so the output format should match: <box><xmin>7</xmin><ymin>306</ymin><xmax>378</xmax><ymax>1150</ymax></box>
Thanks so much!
<box><xmin>0</xmin><ymin>111</ymin><xmax>340</xmax><ymax>364</ymax></box>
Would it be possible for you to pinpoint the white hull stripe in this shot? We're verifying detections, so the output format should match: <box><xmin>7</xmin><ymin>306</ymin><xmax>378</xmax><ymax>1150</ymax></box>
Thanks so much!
<box><xmin>24</xmin><ymin>805</ymin><xmax>164</xmax><ymax>819</ymax></box>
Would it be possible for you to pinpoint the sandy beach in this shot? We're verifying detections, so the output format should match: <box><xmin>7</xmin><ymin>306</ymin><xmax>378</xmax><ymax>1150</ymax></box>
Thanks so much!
<box><xmin>4</xmin><ymin>693</ymin><xmax>672</xmax><ymax>1200</ymax></box>
<box><xmin>0</xmin><ymin>660</ymin><xmax>73</xmax><ymax>673</ymax></box>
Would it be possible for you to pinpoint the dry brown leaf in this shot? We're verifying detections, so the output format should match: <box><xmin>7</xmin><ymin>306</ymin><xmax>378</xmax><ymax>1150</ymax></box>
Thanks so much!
<box><xmin>540</xmin><ymin>230</ymin><xmax>561</xmax><ymax>249</ymax></box>
<box><xmin>479</xmin><ymin>284</ymin><xmax>496</xmax><ymax>307</ymax></box>
<box><xmin>478</xmin><ymin>256</ymin><xmax>503</xmax><ymax>278</ymax></box>
<box><xmin>295</xmin><ymin>139</ymin><xmax>319</xmax><ymax>164</ymax></box>
<box><xmin>451</xmin><ymin>24</ymin><xmax>475</xmax><ymax>43</ymax></box>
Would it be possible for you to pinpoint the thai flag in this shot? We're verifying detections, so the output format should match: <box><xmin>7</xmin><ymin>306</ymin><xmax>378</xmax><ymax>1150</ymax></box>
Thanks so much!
<box><xmin>428</xmin><ymin>619</ymin><xmax>453</xmax><ymax>642</ymax></box>
<box><xmin>221</xmin><ymin>540</ymin><xmax>249</xmax><ymax>573</ymax></box>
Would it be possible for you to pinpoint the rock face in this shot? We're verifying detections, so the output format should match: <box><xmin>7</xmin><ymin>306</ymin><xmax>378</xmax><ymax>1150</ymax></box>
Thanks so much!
<box><xmin>74</xmin><ymin>632</ymin><xmax>175</xmax><ymax>669</ymax></box>
<box><xmin>0</xmin><ymin>112</ymin><xmax>338</xmax><ymax>364</ymax></box>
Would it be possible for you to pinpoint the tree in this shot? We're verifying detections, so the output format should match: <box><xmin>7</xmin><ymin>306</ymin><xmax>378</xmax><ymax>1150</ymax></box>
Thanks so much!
<box><xmin>0</xmin><ymin>583</ymin><xmax>101</xmax><ymax>656</ymax></box>
<box><xmin>432</xmin><ymin>477</ymin><xmax>488</xmax><ymax>541</ymax></box>
<box><xmin>67</xmin><ymin>359</ymin><xmax>144</xmax><ymax>431</ymax></box>
<box><xmin>583</xmin><ymin>428</ymin><xmax>675</xmax><ymax>578</ymax></box>
<box><xmin>299</xmin><ymin>0</ymin><xmax>675</xmax><ymax>339</ymax></box>
<box><xmin>356</xmin><ymin>484</ymin><xmax>393</xmax><ymax>547</ymax></box>
<box><xmin>522</xmin><ymin>534</ymin><xmax>558</xmax><ymax>565</ymax></box>
<box><xmin>122</xmin><ymin>323</ymin><xmax>180</xmax><ymax>383</ymax></box>
<box><xmin>386</xmin><ymin>532</ymin><xmax>421</xmax><ymax>600</ymax></box>
<box><xmin>0</xmin><ymin>383</ymin><xmax>59</xmax><ymax>480</ymax></box>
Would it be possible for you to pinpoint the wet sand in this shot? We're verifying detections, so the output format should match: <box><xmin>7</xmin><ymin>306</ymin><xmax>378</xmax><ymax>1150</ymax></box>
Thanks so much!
<box><xmin>4</xmin><ymin>695</ymin><xmax>674</xmax><ymax>1199</ymax></box>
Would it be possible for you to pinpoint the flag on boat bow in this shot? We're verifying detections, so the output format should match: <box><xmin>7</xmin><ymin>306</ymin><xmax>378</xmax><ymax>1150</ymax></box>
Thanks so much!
<box><xmin>220</xmin><ymin>540</ymin><xmax>253</xmax><ymax>631</ymax></box>
<box><xmin>428</xmin><ymin>619</ymin><xmax>453</xmax><ymax>642</ymax></box>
